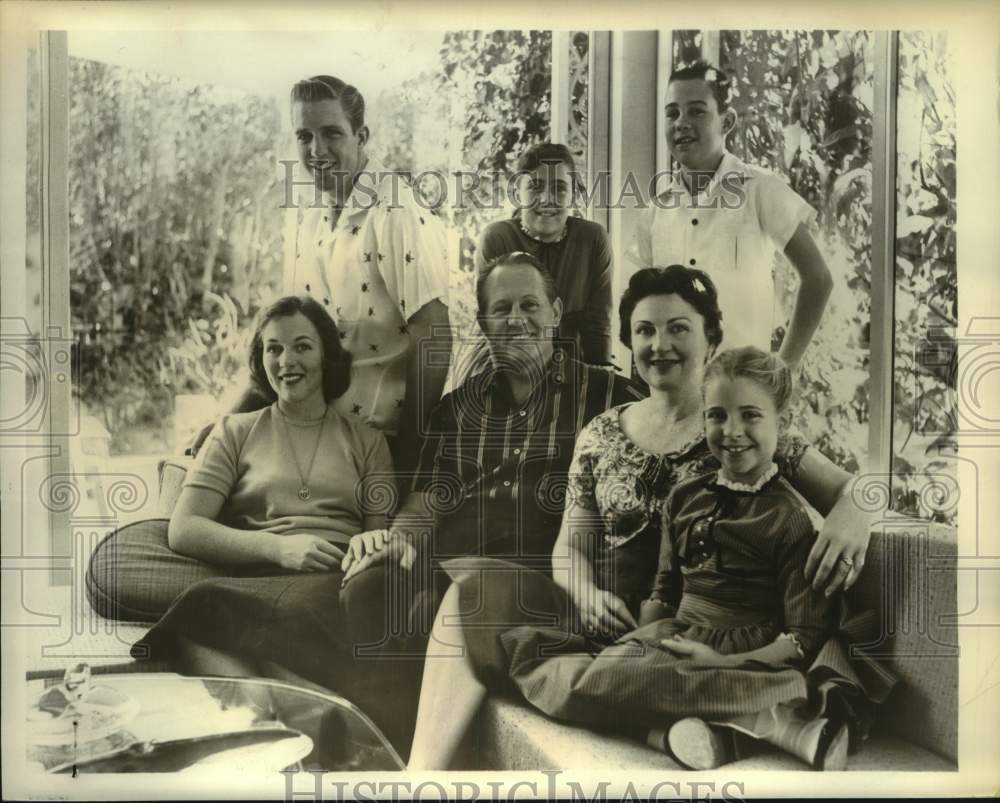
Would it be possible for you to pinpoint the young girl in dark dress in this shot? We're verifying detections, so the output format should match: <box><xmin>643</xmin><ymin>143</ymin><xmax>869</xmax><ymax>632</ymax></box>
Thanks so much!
<box><xmin>499</xmin><ymin>347</ymin><xmax>895</xmax><ymax>770</ymax></box>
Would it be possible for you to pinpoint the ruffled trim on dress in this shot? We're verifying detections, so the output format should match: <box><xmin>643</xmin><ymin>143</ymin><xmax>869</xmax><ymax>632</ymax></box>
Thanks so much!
<box><xmin>713</xmin><ymin>463</ymin><xmax>779</xmax><ymax>494</ymax></box>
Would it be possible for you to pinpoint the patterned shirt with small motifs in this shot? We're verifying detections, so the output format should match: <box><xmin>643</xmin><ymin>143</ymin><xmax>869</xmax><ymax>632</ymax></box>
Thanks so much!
<box><xmin>289</xmin><ymin>158</ymin><xmax>449</xmax><ymax>435</ymax></box>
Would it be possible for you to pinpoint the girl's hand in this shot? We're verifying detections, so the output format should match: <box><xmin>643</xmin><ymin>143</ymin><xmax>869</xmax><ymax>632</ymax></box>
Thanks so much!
<box><xmin>660</xmin><ymin>635</ymin><xmax>731</xmax><ymax>667</ymax></box>
<box><xmin>573</xmin><ymin>582</ymin><xmax>637</xmax><ymax>637</ymax></box>
<box><xmin>272</xmin><ymin>534</ymin><xmax>345</xmax><ymax>572</ymax></box>
<box><xmin>805</xmin><ymin>486</ymin><xmax>871</xmax><ymax>595</ymax></box>
<box><xmin>341</xmin><ymin>529</ymin><xmax>388</xmax><ymax>574</ymax></box>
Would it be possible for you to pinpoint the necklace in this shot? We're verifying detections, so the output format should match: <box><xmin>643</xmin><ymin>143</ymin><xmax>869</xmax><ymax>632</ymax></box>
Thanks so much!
<box><xmin>277</xmin><ymin>405</ymin><xmax>328</xmax><ymax>501</ymax></box>
<box><xmin>518</xmin><ymin>215</ymin><xmax>568</xmax><ymax>244</ymax></box>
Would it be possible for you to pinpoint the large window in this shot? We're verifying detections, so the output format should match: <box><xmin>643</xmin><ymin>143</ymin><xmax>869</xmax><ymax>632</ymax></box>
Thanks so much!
<box><xmin>662</xmin><ymin>30</ymin><xmax>957</xmax><ymax>526</ymax></box>
<box><xmin>891</xmin><ymin>32</ymin><xmax>957</xmax><ymax>524</ymax></box>
<box><xmin>22</xmin><ymin>29</ymin><xmax>959</xmax><ymax>529</ymax></box>
<box><xmin>61</xmin><ymin>32</ymin><xmax>555</xmax><ymax>483</ymax></box>
<box><xmin>717</xmin><ymin>31</ymin><xmax>874</xmax><ymax>476</ymax></box>
<box><xmin>67</xmin><ymin>57</ymin><xmax>285</xmax><ymax>458</ymax></box>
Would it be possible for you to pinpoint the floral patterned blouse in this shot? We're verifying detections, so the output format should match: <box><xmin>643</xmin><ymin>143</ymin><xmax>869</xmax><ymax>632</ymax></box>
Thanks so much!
<box><xmin>566</xmin><ymin>403</ymin><xmax>809</xmax><ymax>615</ymax></box>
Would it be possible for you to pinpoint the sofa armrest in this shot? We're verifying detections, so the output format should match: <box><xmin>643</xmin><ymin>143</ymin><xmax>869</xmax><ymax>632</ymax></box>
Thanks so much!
<box><xmin>157</xmin><ymin>457</ymin><xmax>193</xmax><ymax>517</ymax></box>
<box><xmin>845</xmin><ymin>521</ymin><xmax>958</xmax><ymax>762</ymax></box>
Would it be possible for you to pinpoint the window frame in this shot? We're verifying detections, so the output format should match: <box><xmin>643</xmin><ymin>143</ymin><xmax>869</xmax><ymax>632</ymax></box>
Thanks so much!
<box><xmin>580</xmin><ymin>28</ymin><xmax>925</xmax><ymax>507</ymax></box>
<box><xmin>23</xmin><ymin>29</ymin><xmax>947</xmax><ymax>557</ymax></box>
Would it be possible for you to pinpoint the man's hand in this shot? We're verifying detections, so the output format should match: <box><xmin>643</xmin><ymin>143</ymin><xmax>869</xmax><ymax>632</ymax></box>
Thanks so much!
<box><xmin>343</xmin><ymin>529</ymin><xmax>388</xmax><ymax>570</ymax></box>
<box><xmin>271</xmin><ymin>534</ymin><xmax>345</xmax><ymax>572</ymax></box>
<box><xmin>341</xmin><ymin>531</ymin><xmax>418</xmax><ymax>583</ymax></box>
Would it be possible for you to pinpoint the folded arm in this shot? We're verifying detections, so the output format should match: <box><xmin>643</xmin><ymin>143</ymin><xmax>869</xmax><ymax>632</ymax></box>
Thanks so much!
<box><xmin>787</xmin><ymin>447</ymin><xmax>872</xmax><ymax>593</ymax></box>
<box><xmin>168</xmin><ymin>486</ymin><xmax>343</xmax><ymax>571</ymax></box>
<box><xmin>397</xmin><ymin>299</ymin><xmax>451</xmax><ymax>473</ymax></box>
<box><xmin>552</xmin><ymin>502</ymin><xmax>637</xmax><ymax>636</ymax></box>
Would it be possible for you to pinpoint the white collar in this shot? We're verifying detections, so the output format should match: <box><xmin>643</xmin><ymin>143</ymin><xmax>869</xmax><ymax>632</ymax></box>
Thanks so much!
<box><xmin>714</xmin><ymin>462</ymin><xmax>778</xmax><ymax>493</ymax></box>
<box><xmin>668</xmin><ymin>151</ymin><xmax>747</xmax><ymax>199</ymax></box>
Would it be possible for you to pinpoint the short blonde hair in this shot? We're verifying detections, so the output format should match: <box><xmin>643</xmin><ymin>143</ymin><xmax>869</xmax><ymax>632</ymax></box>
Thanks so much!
<box><xmin>703</xmin><ymin>347</ymin><xmax>792</xmax><ymax>412</ymax></box>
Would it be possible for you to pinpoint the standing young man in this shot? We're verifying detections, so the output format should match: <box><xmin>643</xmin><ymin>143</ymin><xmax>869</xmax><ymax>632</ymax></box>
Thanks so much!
<box><xmin>287</xmin><ymin>75</ymin><xmax>451</xmax><ymax>468</ymax></box>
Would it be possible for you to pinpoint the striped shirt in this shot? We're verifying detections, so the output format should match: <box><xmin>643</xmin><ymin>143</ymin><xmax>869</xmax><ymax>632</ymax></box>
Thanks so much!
<box><xmin>411</xmin><ymin>352</ymin><xmax>645</xmax><ymax>563</ymax></box>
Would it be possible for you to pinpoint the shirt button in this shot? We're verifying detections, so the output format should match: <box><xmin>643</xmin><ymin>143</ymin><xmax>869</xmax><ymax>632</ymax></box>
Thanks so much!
<box><xmin>513</xmin><ymin>448</ymin><xmax>521</xmax><ymax>455</ymax></box>
<box><xmin>692</xmin><ymin>218</ymin><xmax>699</xmax><ymax>225</ymax></box>
<box><xmin>519</xmin><ymin>410</ymin><xmax>527</xmax><ymax>417</ymax></box>
<box><xmin>689</xmin><ymin>258</ymin><xmax>697</xmax><ymax>266</ymax></box>
<box><xmin>503</xmin><ymin>480</ymin><xmax>512</xmax><ymax>487</ymax></box>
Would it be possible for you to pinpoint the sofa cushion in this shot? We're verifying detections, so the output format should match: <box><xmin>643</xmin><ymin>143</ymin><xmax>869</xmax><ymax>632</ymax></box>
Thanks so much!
<box><xmin>467</xmin><ymin>697</ymin><xmax>955</xmax><ymax>771</ymax></box>
<box><xmin>845</xmin><ymin>523</ymin><xmax>958</xmax><ymax>762</ymax></box>
<box><xmin>140</xmin><ymin>458</ymin><xmax>959</xmax><ymax>765</ymax></box>
<box><xmin>86</xmin><ymin>518</ymin><xmax>226</xmax><ymax>622</ymax></box>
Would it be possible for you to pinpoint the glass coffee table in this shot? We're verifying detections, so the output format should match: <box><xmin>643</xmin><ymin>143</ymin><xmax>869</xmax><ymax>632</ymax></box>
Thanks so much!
<box><xmin>26</xmin><ymin>664</ymin><xmax>404</xmax><ymax>774</ymax></box>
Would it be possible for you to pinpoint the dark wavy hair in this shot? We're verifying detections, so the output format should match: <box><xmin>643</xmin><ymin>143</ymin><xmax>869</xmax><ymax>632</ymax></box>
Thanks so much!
<box><xmin>513</xmin><ymin>142</ymin><xmax>587</xmax><ymax>201</ymax></box>
<box><xmin>249</xmin><ymin>295</ymin><xmax>352</xmax><ymax>402</ymax></box>
<box><xmin>704</xmin><ymin>346</ymin><xmax>793</xmax><ymax>413</ymax></box>
<box><xmin>618</xmin><ymin>265</ymin><xmax>724</xmax><ymax>352</ymax></box>
<box><xmin>290</xmin><ymin>75</ymin><xmax>366</xmax><ymax>133</ymax></box>
<box><xmin>668</xmin><ymin>60</ymin><xmax>732</xmax><ymax>112</ymax></box>
<box><xmin>476</xmin><ymin>251</ymin><xmax>558</xmax><ymax>315</ymax></box>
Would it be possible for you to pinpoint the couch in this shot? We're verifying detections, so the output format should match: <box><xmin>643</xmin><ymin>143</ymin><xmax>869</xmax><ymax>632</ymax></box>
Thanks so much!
<box><xmin>85</xmin><ymin>457</ymin><xmax>959</xmax><ymax>771</ymax></box>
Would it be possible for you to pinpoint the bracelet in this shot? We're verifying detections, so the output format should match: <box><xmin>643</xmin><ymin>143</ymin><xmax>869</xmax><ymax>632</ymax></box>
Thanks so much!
<box><xmin>777</xmin><ymin>632</ymin><xmax>805</xmax><ymax>659</ymax></box>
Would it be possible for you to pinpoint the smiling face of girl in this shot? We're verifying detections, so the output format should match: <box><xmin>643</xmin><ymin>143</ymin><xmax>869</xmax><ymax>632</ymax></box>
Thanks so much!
<box><xmin>703</xmin><ymin>375</ymin><xmax>780</xmax><ymax>485</ymax></box>
<box><xmin>629</xmin><ymin>293</ymin><xmax>712</xmax><ymax>393</ymax></box>
<box><xmin>518</xmin><ymin>161</ymin><xmax>573</xmax><ymax>242</ymax></box>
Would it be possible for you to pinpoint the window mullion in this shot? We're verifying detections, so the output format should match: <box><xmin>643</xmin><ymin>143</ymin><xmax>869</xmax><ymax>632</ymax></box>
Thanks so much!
<box><xmin>39</xmin><ymin>30</ymin><xmax>72</xmax><ymax>580</ymax></box>
<box><xmin>869</xmin><ymin>31</ymin><xmax>899</xmax><ymax>477</ymax></box>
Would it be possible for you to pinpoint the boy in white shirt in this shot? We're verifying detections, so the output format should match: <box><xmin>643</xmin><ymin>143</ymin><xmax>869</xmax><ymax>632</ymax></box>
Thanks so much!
<box><xmin>631</xmin><ymin>61</ymin><xmax>833</xmax><ymax>367</ymax></box>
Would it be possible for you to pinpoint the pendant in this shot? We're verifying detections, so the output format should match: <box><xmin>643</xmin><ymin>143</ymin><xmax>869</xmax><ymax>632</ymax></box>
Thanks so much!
<box><xmin>298</xmin><ymin>486</ymin><xmax>312</xmax><ymax>502</ymax></box>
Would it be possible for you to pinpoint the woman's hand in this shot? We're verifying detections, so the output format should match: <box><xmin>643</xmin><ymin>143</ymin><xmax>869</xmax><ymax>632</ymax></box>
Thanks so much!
<box><xmin>805</xmin><ymin>483</ymin><xmax>871</xmax><ymax>596</ymax></box>
<box><xmin>271</xmin><ymin>534</ymin><xmax>345</xmax><ymax>572</ymax></box>
<box><xmin>660</xmin><ymin>635</ymin><xmax>731</xmax><ymax>667</ymax></box>
<box><xmin>573</xmin><ymin>581</ymin><xmax>637</xmax><ymax>637</ymax></box>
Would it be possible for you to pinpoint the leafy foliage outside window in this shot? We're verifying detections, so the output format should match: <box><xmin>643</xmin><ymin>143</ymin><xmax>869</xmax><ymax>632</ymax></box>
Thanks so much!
<box><xmin>717</xmin><ymin>30</ymin><xmax>875</xmax><ymax>480</ymax></box>
<box><xmin>63</xmin><ymin>32</ymin><xmax>957</xmax><ymax>527</ymax></box>
<box><xmin>68</xmin><ymin>59</ymin><xmax>285</xmax><ymax>453</ymax></box>
<box><xmin>891</xmin><ymin>32</ymin><xmax>957</xmax><ymax>523</ymax></box>
<box><xmin>369</xmin><ymin>31</ymin><xmax>553</xmax><ymax>360</ymax></box>
<box><xmin>716</xmin><ymin>31</ymin><xmax>956</xmax><ymax>524</ymax></box>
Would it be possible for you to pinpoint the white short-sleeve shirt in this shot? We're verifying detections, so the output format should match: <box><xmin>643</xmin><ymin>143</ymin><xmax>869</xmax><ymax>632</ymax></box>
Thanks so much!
<box><xmin>290</xmin><ymin>158</ymin><xmax>449</xmax><ymax>435</ymax></box>
<box><xmin>630</xmin><ymin>151</ymin><xmax>816</xmax><ymax>350</ymax></box>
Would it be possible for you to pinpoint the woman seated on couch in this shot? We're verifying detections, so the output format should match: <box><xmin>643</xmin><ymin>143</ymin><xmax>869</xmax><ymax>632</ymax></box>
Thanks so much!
<box><xmin>88</xmin><ymin>295</ymin><xmax>393</xmax><ymax>686</ymax></box>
